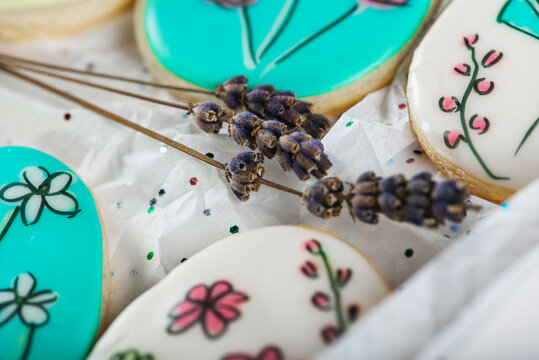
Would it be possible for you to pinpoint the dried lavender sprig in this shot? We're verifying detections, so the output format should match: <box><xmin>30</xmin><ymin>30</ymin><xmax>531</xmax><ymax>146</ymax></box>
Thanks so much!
<box><xmin>225</xmin><ymin>152</ymin><xmax>265</xmax><ymax>201</ymax></box>
<box><xmin>217</xmin><ymin>75</ymin><xmax>332</xmax><ymax>139</ymax></box>
<box><xmin>304</xmin><ymin>171</ymin><xmax>472</xmax><ymax>228</ymax></box>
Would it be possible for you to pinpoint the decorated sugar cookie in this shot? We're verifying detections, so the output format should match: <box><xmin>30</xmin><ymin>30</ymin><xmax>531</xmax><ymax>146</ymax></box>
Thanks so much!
<box><xmin>407</xmin><ymin>0</ymin><xmax>539</xmax><ymax>203</ymax></box>
<box><xmin>89</xmin><ymin>225</ymin><xmax>388</xmax><ymax>360</ymax></box>
<box><xmin>0</xmin><ymin>147</ymin><xmax>105</xmax><ymax>359</ymax></box>
<box><xmin>0</xmin><ymin>0</ymin><xmax>133</xmax><ymax>41</ymax></box>
<box><xmin>134</xmin><ymin>0</ymin><xmax>439</xmax><ymax>115</ymax></box>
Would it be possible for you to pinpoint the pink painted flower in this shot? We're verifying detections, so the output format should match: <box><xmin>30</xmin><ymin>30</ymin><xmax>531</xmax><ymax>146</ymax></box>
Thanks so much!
<box><xmin>358</xmin><ymin>0</ymin><xmax>408</xmax><ymax>8</ymax></box>
<box><xmin>300</xmin><ymin>260</ymin><xmax>318</xmax><ymax>278</ymax></box>
<box><xmin>438</xmin><ymin>96</ymin><xmax>461</xmax><ymax>113</ymax></box>
<box><xmin>454</xmin><ymin>63</ymin><xmax>471</xmax><ymax>76</ymax></box>
<box><xmin>336</xmin><ymin>268</ymin><xmax>352</xmax><ymax>287</ymax></box>
<box><xmin>209</xmin><ymin>0</ymin><xmax>258</xmax><ymax>8</ymax></box>
<box><xmin>167</xmin><ymin>281</ymin><xmax>248</xmax><ymax>338</ymax></box>
<box><xmin>311</xmin><ymin>291</ymin><xmax>331</xmax><ymax>310</ymax></box>
<box><xmin>474</xmin><ymin>79</ymin><xmax>494</xmax><ymax>95</ymax></box>
<box><xmin>469</xmin><ymin>115</ymin><xmax>490</xmax><ymax>134</ymax></box>
<box><xmin>482</xmin><ymin>50</ymin><xmax>503</xmax><ymax>68</ymax></box>
<box><xmin>463</xmin><ymin>33</ymin><xmax>479</xmax><ymax>48</ymax></box>
<box><xmin>303</xmin><ymin>239</ymin><xmax>322</xmax><ymax>255</ymax></box>
<box><xmin>321</xmin><ymin>324</ymin><xmax>341</xmax><ymax>344</ymax></box>
<box><xmin>444</xmin><ymin>130</ymin><xmax>466</xmax><ymax>149</ymax></box>
<box><xmin>223</xmin><ymin>346</ymin><xmax>284</xmax><ymax>360</ymax></box>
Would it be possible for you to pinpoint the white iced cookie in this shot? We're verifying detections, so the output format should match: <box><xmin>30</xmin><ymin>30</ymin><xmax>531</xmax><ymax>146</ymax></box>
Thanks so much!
<box><xmin>408</xmin><ymin>0</ymin><xmax>539</xmax><ymax>203</ymax></box>
<box><xmin>89</xmin><ymin>225</ymin><xmax>388</xmax><ymax>360</ymax></box>
<box><xmin>0</xmin><ymin>0</ymin><xmax>133</xmax><ymax>41</ymax></box>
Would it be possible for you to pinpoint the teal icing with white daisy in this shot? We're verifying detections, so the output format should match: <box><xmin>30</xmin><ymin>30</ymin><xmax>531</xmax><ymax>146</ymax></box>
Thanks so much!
<box><xmin>0</xmin><ymin>146</ymin><xmax>102</xmax><ymax>360</ymax></box>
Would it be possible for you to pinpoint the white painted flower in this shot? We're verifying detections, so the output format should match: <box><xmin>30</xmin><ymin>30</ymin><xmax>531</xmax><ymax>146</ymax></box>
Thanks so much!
<box><xmin>0</xmin><ymin>273</ymin><xmax>58</xmax><ymax>327</ymax></box>
<box><xmin>0</xmin><ymin>166</ymin><xmax>80</xmax><ymax>226</ymax></box>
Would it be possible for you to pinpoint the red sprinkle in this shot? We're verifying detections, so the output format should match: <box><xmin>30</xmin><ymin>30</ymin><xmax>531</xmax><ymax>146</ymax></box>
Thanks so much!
<box><xmin>406</xmin><ymin>158</ymin><xmax>415</xmax><ymax>164</ymax></box>
<box><xmin>64</xmin><ymin>113</ymin><xmax>71</xmax><ymax>121</ymax></box>
<box><xmin>189</xmin><ymin>177</ymin><xmax>198</xmax><ymax>186</ymax></box>
<box><xmin>398</xmin><ymin>103</ymin><xmax>407</xmax><ymax>110</ymax></box>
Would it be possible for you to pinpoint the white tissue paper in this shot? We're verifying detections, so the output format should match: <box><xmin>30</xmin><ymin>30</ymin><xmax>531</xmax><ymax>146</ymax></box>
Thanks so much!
<box><xmin>0</xmin><ymin>2</ymin><xmax>511</xmax><ymax>356</ymax></box>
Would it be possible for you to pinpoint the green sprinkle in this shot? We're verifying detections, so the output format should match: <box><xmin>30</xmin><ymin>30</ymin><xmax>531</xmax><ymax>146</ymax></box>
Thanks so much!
<box><xmin>346</xmin><ymin>121</ymin><xmax>354</xmax><ymax>127</ymax></box>
<box><xmin>443</xmin><ymin>234</ymin><xmax>451</xmax><ymax>239</ymax></box>
<box><xmin>205</xmin><ymin>152</ymin><xmax>215</xmax><ymax>159</ymax></box>
<box><xmin>147</xmin><ymin>252</ymin><xmax>154</xmax><ymax>260</ymax></box>
<box><xmin>147</xmin><ymin>206</ymin><xmax>155</xmax><ymax>214</ymax></box>
<box><xmin>229</xmin><ymin>225</ymin><xmax>239</xmax><ymax>234</ymax></box>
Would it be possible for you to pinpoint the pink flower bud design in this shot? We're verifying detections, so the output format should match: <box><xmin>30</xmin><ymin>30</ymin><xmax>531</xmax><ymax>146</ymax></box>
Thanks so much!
<box><xmin>438</xmin><ymin>96</ymin><xmax>461</xmax><ymax>113</ymax></box>
<box><xmin>303</xmin><ymin>239</ymin><xmax>322</xmax><ymax>254</ymax></box>
<box><xmin>321</xmin><ymin>324</ymin><xmax>341</xmax><ymax>344</ymax></box>
<box><xmin>336</xmin><ymin>268</ymin><xmax>352</xmax><ymax>287</ymax></box>
<box><xmin>454</xmin><ymin>63</ymin><xmax>471</xmax><ymax>76</ymax></box>
<box><xmin>444</xmin><ymin>130</ymin><xmax>466</xmax><ymax>149</ymax></box>
<box><xmin>311</xmin><ymin>291</ymin><xmax>331</xmax><ymax>310</ymax></box>
<box><xmin>482</xmin><ymin>50</ymin><xmax>503</xmax><ymax>68</ymax></box>
<box><xmin>463</xmin><ymin>33</ymin><xmax>479</xmax><ymax>48</ymax></box>
<box><xmin>300</xmin><ymin>260</ymin><xmax>318</xmax><ymax>278</ymax></box>
<box><xmin>473</xmin><ymin>79</ymin><xmax>495</xmax><ymax>95</ymax></box>
<box><xmin>469</xmin><ymin>115</ymin><xmax>490</xmax><ymax>134</ymax></box>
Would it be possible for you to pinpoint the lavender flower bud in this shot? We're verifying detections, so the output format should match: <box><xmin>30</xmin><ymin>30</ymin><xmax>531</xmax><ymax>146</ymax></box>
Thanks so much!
<box><xmin>190</xmin><ymin>101</ymin><xmax>227</xmax><ymax>134</ymax></box>
<box><xmin>304</xmin><ymin>177</ymin><xmax>345</xmax><ymax>219</ymax></box>
<box><xmin>229</xmin><ymin>112</ymin><xmax>261</xmax><ymax>149</ymax></box>
<box><xmin>226</xmin><ymin>152</ymin><xmax>264</xmax><ymax>202</ymax></box>
<box><xmin>254</xmin><ymin>120</ymin><xmax>286</xmax><ymax>159</ymax></box>
<box><xmin>277</xmin><ymin>132</ymin><xmax>332</xmax><ymax>180</ymax></box>
<box><xmin>294</xmin><ymin>100</ymin><xmax>314</xmax><ymax>114</ymax></box>
<box><xmin>301</xmin><ymin>113</ymin><xmax>331</xmax><ymax>140</ymax></box>
<box><xmin>218</xmin><ymin>75</ymin><xmax>248</xmax><ymax>110</ymax></box>
<box><xmin>432</xmin><ymin>179</ymin><xmax>468</xmax><ymax>223</ymax></box>
<box><xmin>246</xmin><ymin>86</ymin><xmax>273</xmax><ymax>103</ymax></box>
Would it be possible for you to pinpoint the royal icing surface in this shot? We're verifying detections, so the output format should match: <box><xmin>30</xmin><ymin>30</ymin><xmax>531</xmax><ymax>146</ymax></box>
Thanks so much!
<box><xmin>0</xmin><ymin>147</ymin><xmax>103</xmax><ymax>360</ymax></box>
<box><xmin>141</xmin><ymin>0</ymin><xmax>433</xmax><ymax>97</ymax></box>
<box><xmin>0</xmin><ymin>0</ymin><xmax>81</xmax><ymax>11</ymax></box>
<box><xmin>408</xmin><ymin>0</ymin><xmax>539</xmax><ymax>190</ymax></box>
<box><xmin>89</xmin><ymin>225</ymin><xmax>388</xmax><ymax>360</ymax></box>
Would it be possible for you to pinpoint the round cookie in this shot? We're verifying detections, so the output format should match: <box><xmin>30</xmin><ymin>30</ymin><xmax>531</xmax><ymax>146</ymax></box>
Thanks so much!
<box><xmin>407</xmin><ymin>0</ymin><xmax>539</xmax><ymax>204</ymax></box>
<box><xmin>135</xmin><ymin>0</ymin><xmax>439</xmax><ymax>116</ymax></box>
<box><xmin>0</xmin><ymin>0</ymin><xmax>133</xmax><ymax>41</ymax></box>
<box><xmin>89</xmin><ymin>225</ymin><xmax>388</xmax><ymax>360</ymax></box>
<box><xmin>0</xmin><ymin>147</ymin><xmax>107</xmax><ymax>359</ymax></box>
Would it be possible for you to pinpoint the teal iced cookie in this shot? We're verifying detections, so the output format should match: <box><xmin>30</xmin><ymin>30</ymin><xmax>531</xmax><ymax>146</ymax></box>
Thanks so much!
<box><xmin>135</xmin><ymin>0</ymin><xmax>438</xmax><ymax>115</ymax></box>
<box><xmin>0</xmin><ymin>147</ymin><xmax>104</xmax><ymax>360</ymax></box>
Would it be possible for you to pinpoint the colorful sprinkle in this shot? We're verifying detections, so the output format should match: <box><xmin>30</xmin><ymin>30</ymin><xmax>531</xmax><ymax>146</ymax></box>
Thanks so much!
<box><xmin>406</xmin><ymin>158</ymin><xmax>415</xmax><ymax>164</ymax></box>
<box><xmin>501</xmin><ymin>202</ymin><xmax>510</xmax><ymax>210</ymax></box>
<box><xmin>149</xmin><ymin>198</ymin><xmax>157</xmax><ymax>206</ymax></box>
<box><xmin>386</xmin><ymin>158</ymin><xmax>395</xmax><ymax>166</ymax></box>
<box><xmin>346</xmin><ymin>121</ymin><xmax>354</xmax><ymax>127</ymax></box>
<box><xmin>110</xmin><ymin>272</ymin><xmax>114</xmax><ymax>278</ymax></box>
<box><xmin>116</xmin><ymin>201</ymin><xmax>122</xmax><ymax>209</ymax></box>
<box><xmin>180</xmin><ymin>258</ymin><xmax>188</xmax><ymax>263</ymax></box>
<box><xmin>229</xmin><ymin>225</ymin><xmax>239</xmax><ymax>234</ymax></box>
<box><xmin>450</xmin><ymin>224</ymin><xmax>459</xmax><ymax>232</ymax></box>
<box><xmin>159</xmin><ymin>189</ymin><xmax>166</xmax><ymax>197</ymax></box>
<box><xmin>147</xmin><ymin>206</ymin><xmax>155</xmax><ymax>214</ymax></box>
<box><xmin>413</xmin><ymin>149</ymin><xmax>423</xmax><ymax>155</ymax></box>
<box><xmin>190</xmin><ymin>177</ymin><xmax>198</xmax><ymax>186</ymax></box>
<box><xmin>443</xmin><ymin>234</ymin><xmax>451</xmax><ymax>239</ymax></box>
<box><xmin>203</xmin><ymin>208</ymin><xmax>211</xmax><ymax>216</ymax></box>
<box><xmin>182</xmin><ymin>113</ymin><xmax>189</xmax><ymax>119</ymax></box>
<box><xmin>64</xmin><ymin>113</ymin><xmax>71</xmax><ymax>121</ymax></box>
<box><xmin>404</xmin><ymin>249</ymin><xmax>414</xmax><ymax>258</ymax></box>
<box><xmin>147</xmin><ymin>252</ymin><xmax>154</xmax><ymax>260</ymax></box>
<box><xmin>398</xmin><ymin>103</ymin><xmax>407</xmax><ymax>110</ymax></box>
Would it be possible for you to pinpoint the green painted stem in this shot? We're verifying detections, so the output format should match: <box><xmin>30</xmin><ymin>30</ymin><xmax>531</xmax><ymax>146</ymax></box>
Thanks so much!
<box><xmin>0</xmin><ymin>207</ymin><xmax>19</xmax><ymax>243</ymax></box>
<box><xmin>20</xmin><ymin>325</ymin><xmax>36</xmax><ymax>360</ymax></box>
<box><xmin>515</xmin><ymin>117</ymin><xmax>539</xmax><ymax>155</ymax></box>
<box><xmin>268</xmin><ymin>3</ymin><xmax>359</xmax><ymax>67</ymax></box>
<box><xmin>319</xmin><ymin>249</ymin><xmax>346</xmax><ymax>332</ymax></box>
<box><xmin>255</xmin><ymin>0</ymin><xmax>299</xmax><ymax>62</ymax></box>
<box><xmin>238</xmin><ymin>6</ymin><xmax>257</xmax><ymax>69</ymax></box>
<box><xmin>460</xmin><ymin>47</ymin><xmax>509</xmax><ymax>180</ymax></box>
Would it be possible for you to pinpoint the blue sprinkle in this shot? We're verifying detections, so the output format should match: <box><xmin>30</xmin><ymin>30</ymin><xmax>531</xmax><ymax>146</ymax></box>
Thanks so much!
<box><xmin>110</xmin><ymin>272</ymin><xmax>114</xmax><ymax>278</ymax></box>
<box><xmin>386</xmin><ymin>158</ymin><xmax>395</xmax><ymax>166</ymax></box>
<box><xmin>182</xmin><ymin>113</ymin><xmax>188</xmax><ymax>119</ymax></box>
<box><xmin>450</xmin><ymin>224</ymin><xmax>459</xmax><ymax>232</ymax></box>
<box><xmin>501</xmin><ymin>202</ymin><xmax>510</xmax><ymax>210</ymax></box>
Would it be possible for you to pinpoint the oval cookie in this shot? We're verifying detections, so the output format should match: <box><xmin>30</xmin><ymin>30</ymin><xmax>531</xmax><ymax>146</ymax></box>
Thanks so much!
<box><xmin>135</xmin><ymin>0</ymin><xmax>438</xmax><ymax>115</ymax></box>
<box><xmin>0</xmin><ymin>0</ymin><xmax>133</xmax><ymax>41</ymax></box>
<box><xmin>407</xmin><ymin>0</ymin><xmax>539</xmax><ymax>203</ymax></box>
<box><xmin>0</xmin><ymin>147</ymin><xmax>104</xmax><ymax>359</ymax></box>
<box><xmin>89</xmin><ymin>225</ymin><xmax>388</xmax><ymax>360</ymax></box>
